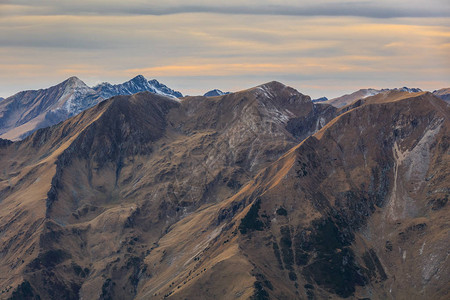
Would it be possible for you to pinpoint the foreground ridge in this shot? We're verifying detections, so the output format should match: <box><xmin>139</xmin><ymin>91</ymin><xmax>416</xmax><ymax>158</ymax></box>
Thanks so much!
<box><xmin>0</xmin><ymin>84</ymin><xmax>448</xmax><ymax>300</ymax></box>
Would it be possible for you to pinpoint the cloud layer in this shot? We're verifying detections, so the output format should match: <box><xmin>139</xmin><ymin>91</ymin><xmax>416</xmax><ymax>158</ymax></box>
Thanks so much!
<box><xmin>0</xmin><ymin>1</ymin><xmax>449</xmax><ymax>98</ymax></box>
<box><xmin>2</xmin><ymin>0</ymin><xmax>449</xmax><ymax>18</ymax></box>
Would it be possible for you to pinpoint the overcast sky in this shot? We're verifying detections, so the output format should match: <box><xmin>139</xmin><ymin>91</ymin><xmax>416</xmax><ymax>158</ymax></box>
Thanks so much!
<box><xmin>0</xmin><ymin>0</ymin><xmax>449</xmax><ymax>98</ymax></box>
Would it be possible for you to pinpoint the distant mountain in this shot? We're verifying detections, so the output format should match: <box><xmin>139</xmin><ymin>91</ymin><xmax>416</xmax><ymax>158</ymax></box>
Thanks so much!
<box><xmin>0</xmin><ymin>75</ymin><xmax>182</xmax><ymax>140</ymax></box>
<box><xmin>93</xmin><ymin>75</ymin><xmax>182</xmax><ymax>99</ymax></box>
<box><xmin>0</xmin><ymin>97</ymin><xmax>4</xmax><ymax>102</ymax></box>
<box><xmin>203</xmin><ymin>89</ymin><xmax>230</xmax><ymax>97</ymax></box>
<box><xmin>328</xmin><ymin>87</ymin><xmax>422</xmax><ymax>107</ymax></box>
<box><xmin>433</xmin><ymin>88</ymin><xmax>450</xmax><ymax>103</ymax></box>
<box><xmin>312</xmin><ymin>96</ymin><xmax>328</xmax><ymax>103</ymax></box>
<box><xmin>397</xmin><ymin>86</ymin><xmax>422</xmax><ymax>93</ymax></box>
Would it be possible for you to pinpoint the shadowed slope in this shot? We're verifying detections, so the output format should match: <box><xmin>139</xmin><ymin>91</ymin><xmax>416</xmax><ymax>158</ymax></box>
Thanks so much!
<box><xmin>144</xmin><ymin>92</ymin><xmax>449</xmax><ymax>299</ymax></box>
<box><xmin>1</xmin><ymin>82</ymin><xmax>338</xmax><ymax>299</ymax></box>
<box><xmin>2</xmin><ymin>84</ymin><xmax>447</xmax><ymax>299</ymax></box>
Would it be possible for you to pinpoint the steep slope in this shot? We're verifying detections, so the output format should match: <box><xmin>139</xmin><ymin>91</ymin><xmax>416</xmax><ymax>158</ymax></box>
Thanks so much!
<box><xmin>0</xmin><ymin>82</ymin><xmax>338</xmax><ymax>299</ymax></box>
<box><xmin>2</xmin><ymin>83</ymin><xmax>447</xmax><ymax>300</ymax></box>
<box><xmin>0</xmin><ymin>77</ymin><xmax>100</xmax><ymax>140</ymax></box>
<box><xmin>2</xmin><ymin>85</ymin><xmax>447</xmax><ymax>300</ymax></box>
<box><xmin>144</xmin><ymin>92</ymin><xmax>448</xmax><ymax>300</ymax></box>
<box><xmin>0</xmin><ymin>99</ymin><xmax>114</xmax><ymax>300</ymax></box>
<box><xmin>433</xmin><ymin>88</ymin><xmax>450</xmax><ymax>103</ymax></box>
<box><xmin>0</xmin><ymin>76</ymin><xmax>182</xmax><ymax>141</ymax></box>
<box><xmin>0</xmin><ymin>92</ymin><xmax>181</xmax><ymax>300</ymax></box>
<box><xmin>328</xmin><ymin>87</ymin><xmax>423</xmax><ymax>108</ymax></box>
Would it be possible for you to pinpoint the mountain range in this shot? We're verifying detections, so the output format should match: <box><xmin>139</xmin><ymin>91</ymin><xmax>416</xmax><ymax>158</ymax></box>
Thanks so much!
<box><xmin>0</xmin><ymin>80</ymin><xmax>448</xmax><ymax>300</ymax></box>
<box><xmin>0</xmin><ymin>75</ymin><xmax>182</xmax><ymax>141</ymax></box>
<box><xmin>1</xmin><ymin>77</ymin><xmax>449</xmax><ymax>142</ymax></box>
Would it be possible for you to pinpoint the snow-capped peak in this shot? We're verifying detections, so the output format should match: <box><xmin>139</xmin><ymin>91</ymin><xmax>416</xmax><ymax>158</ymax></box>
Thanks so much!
<box><xmin>93</xmin><ymin>75</ymin><xmax>182</xmax><ymax>99</ymax></box>
<box><xmin>60</xmin><ymin>77</ymin><xmax>96</xmax><ymax>114</ymax></box>
<box><xmin>129</xmin><ymin>75</ymin><xmax>150</xmax><ymax>87</ymax></box>
<box><xmin>64</xmin><ymin>76</ymin><xmax>89</xmax><ymax>89</ymax></box>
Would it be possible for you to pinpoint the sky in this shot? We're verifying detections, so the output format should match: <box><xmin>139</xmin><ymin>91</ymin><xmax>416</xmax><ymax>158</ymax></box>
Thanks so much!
<box><xmin>0</xmin><ymin>0</ymin><xmax>449</xmax><ymax>99</ymax></box>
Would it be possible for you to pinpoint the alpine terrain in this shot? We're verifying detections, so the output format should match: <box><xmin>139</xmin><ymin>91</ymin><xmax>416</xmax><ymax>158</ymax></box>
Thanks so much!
<box><xmin>327</xmin><ymin>87</ymin><xmax>423</xmax><ymax>108</ymax></box>
<box><xmin>0</xmin><ymin>82</ymin><xmax>448</xmax><ymax>300</ymax></box>
<box><xmin>433</xmin><ymin>88</ymin><xmax>450</xmax><ymax>103</ymax></box>
<box><xmin>0</xmin><ymin>75</ymin><xmax>182</xmax><ymax>141</ymax></box>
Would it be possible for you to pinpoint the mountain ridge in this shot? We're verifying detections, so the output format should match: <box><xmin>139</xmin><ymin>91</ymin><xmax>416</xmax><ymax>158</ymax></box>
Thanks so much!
<box><xmin>327</xmin><ymin>87</ymin><xmax>424</xmax><ymax>108</ymax></box>
<box><xmin>0</xmin><ymin>75</ymin><xmax>182</xmax><ymax>141</ymax></box>
<box><xmin>93</xmin><ymin>75</ymin><xmax>182</xmax><ymax>100</ymax></box>
<box><xmin>0</xmin><ymin>82</ymin><xmax>448</xmax><ymax>300</ymax></box>
<box><xmin>0</xmin><ymin>82</ymin><xmax>339</xmax><ymax>299</ymax></box>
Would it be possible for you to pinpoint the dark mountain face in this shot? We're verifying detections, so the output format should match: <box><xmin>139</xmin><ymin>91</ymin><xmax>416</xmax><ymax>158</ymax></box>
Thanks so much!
<box><xmin>0</xmin><ymin>83</ymin><xmax>448</xmax><ymax>300</ymax></box>
<box><xmin>0</xmin><ymin>76</ymin><xmax>182</xmax><ymax>141</ymax></box>
<box><xmin>227</xmin><ymin>92</ymin><xmax>449</xmax><ymax>299</ymax></box>
<box><xmin>203</xmin><ymin>89</ymin><xmax>230</xmax><ymax>97</ymax></box>
<box><xmin>312</xmin><ymin>96</ymin><xmax>328</xmax><ymax>103</ymax></box>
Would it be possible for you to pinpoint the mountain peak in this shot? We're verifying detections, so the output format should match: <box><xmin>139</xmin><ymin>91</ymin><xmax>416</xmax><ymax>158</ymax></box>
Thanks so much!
<box><xmin>203</xmin><ymin>89</ymin><xmax>230</xmax><ymax>97</ymax></box>
<box><xmin>129</xmin><ymin>74</ymin><xmax>148</xmax><ymax>83</ymax></box>
<box><xmin>62</xmin><ymin>76</ymin><xmax>89</xmax><ymax>89</ymax></box>
<box><xmin>67</xmin><ymin>76</ymin><xmax>80</xmax><ymax>81</ymax></box>
<box><xmin>65</xmin><ymin>76</ymin><xmax>83</xmax><ymax>84</ymax></box>
<box><xmin>258</xmin><ymin>80</ymin><xmax>286</xmax><ymax>90</ymax></box>
<box><xmin>148</xmin><ymin>78</ymin><xmax>161</xmax><ymax>85</ymax></box>
<box><xmin>253</xmin><ymin>81</ymin><xmax>309</xmax><ymax>102</ymax></box>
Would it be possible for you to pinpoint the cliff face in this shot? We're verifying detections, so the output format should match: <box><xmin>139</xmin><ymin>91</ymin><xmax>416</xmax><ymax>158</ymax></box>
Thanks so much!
<box><xmin>0</xmin><ymin>84</ymin><xmax>448</xmax><ymax>300</ymax></box>
<box><xmin>226</xmin><ymin>92</ymin><xmax>449</xmax><ymax>299</ymax></box>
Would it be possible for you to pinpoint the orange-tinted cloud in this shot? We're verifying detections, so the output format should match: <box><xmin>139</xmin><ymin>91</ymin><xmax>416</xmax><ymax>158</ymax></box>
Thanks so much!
<box><xmin>0</xmin><ymin>9</ymin><xmax>448</xmax><ymax>98</ymax></box>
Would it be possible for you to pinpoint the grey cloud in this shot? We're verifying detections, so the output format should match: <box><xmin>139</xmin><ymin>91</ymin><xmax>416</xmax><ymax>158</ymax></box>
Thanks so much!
<box><xmin>126</xmin><ymin>4</ymin><xmax>449</xmax><ymax>19</ymax></box>
<box><xmin>1</xmin><ymin>1</ymin><xmax>449</xmax><ymax>18</ymax></box>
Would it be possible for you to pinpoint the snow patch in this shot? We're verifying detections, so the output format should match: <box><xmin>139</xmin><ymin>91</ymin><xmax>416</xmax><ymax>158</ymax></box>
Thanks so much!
<box><xmin>419</xmin><ymin>242</ymin><xmax>426</xmax><ymax>255</ymax></box>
